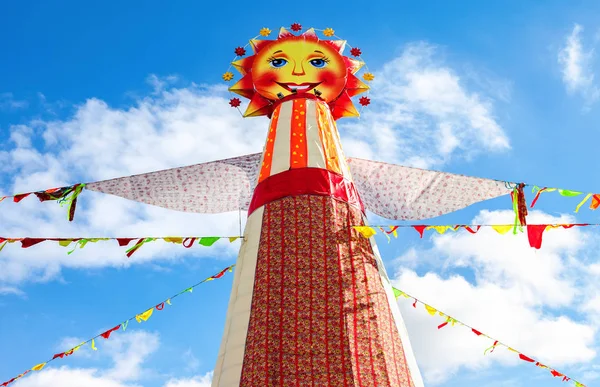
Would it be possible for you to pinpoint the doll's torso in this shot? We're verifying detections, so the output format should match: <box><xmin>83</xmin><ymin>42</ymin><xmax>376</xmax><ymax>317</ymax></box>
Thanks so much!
<box><xmin>248</xmin><ymin>97</ymin><xmax>362</xmax><ymax>215</ymax></box>
<box><xmin>258</xmin><ymin>97</ymin><xmax>352</xmax><ymax>183</ymax></box>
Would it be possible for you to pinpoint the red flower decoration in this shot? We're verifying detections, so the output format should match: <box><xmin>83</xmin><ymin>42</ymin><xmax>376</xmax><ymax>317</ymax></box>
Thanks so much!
<box><xmin>359</xmin><ymin>96</ymin><xmax>371</xmax><ymax>106</ymax></box>
<box><xmin>291</xmin><ymin>23</ymin><xmax>302</xmax><ymax>32</ymax></box>
<box><xmin>234</xmin><ymin>46</ymin><xmax>246</xmax><ymax>56</ymax></box>
<box><xmin>229</xmin><ymin>98</ymin><xmax>241</xmax><ymax>108</ymax></box>
<box><xmin>350</xmin><ymin>47</ymin><xmax>362</xmax><ymax>57</ymax></box>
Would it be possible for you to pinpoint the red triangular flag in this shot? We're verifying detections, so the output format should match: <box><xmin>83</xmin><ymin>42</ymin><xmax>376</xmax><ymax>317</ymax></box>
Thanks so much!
<box><xmin>519</xmin><ymin>353</ymin><xmax>535</xmax><ymax>362</ymax></box>
<box><xmin>413</xmin><ymin>225</ymin><xmax>427</xmax><ymax>238</ymax></box>
<box><xmin>20</xmin><ymin>238</ymin><xmax>46</xmax><ymax>248</ymax></box>
<box><xmin>212</xmin><ymin>268</ymin><xmax>228</xmax><ymax>279</ymax></box>
<box><xmin>463</xmin><ymin>225</ymin><xmax>481</xmax><ymax>234</ymax></box>
<box><xmin>100</xmin><ymin>325</ymin><xmax>121</xmax><ymax>339</ymax></box>
<box><xmin>527</xmin><ymin>225</ymin><xmax>547</xmax><ymax>249</ymax></box>
<box><xmin>13</xmin><ymin>193</ymin><xmax>31</xmax><ymax>203</ymax></box>
<box><xmin>182</xmin><ymin>237</ymin><xmax>197</xmax><ymax>248</ymax></box>
<box><xmin>116</xmin><ymin>238</ymin><xmax>135</xmax><ymax>247</ymax></box>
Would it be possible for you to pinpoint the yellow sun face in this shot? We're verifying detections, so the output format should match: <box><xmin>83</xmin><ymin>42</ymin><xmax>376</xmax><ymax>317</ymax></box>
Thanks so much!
<box><xmin>228</xmin><ymin>27</ymin><xmax>370</xmax><ymax>120</ymax></box>
<box><xmin>251</xmin><ymin>38</ymin><xmax>347</xmax><ymax>102</ymax></box>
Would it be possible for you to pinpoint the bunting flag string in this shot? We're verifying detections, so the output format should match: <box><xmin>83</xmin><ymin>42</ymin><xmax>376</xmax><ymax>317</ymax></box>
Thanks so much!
<box><xmin>0</xmin><ymin>264</ymin><xmax>235</xmax><ymax>387</ymax></box>
<box><xmin>0</xmin><ymin>184</ymin><xmax>85</xmax><ymax>221</ymax></box>
<box><xmin>530</xmin><ymin>186</ymin><xmax>600</xmax><ymax>213</ymax></box>
<box><xmin>354</xmin><ymin>223</ymin><xmax>591</xmax><ymax>250</ymax></box>
<box><xmin>392</xmin><ymin>286</ymin><xmax>586</xmax><ymax>387</ymax></box>
<box><xmin>0</xmin><ymin>236</ymin><xmax>242</xmax><ymax>257</ymax></box>
<box><xmin>0</xmin><ymin>223</ymin><xmax>588</xmax><ymax>257</ymax></box>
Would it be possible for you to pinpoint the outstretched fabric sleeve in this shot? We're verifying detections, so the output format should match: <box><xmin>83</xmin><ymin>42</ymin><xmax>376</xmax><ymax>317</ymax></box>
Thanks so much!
<box><xmin>347</xmin><ymin>158</ymin><xmax>512</xmax><ymax>220</ymax></box>
<box><xmin>85</xmin><ymin>153</ymin><xmax>510</xmax><ymax>220</ymax></box>
<box><xmin>86</xmin><ymin>154</ymin><xmax>261</xmax><ymax>213</ymax></box>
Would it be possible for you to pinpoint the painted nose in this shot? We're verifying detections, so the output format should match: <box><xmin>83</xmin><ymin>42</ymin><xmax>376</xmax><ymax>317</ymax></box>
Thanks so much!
<box><xmin>292</xmin><ymin>62</ymin><xmax>305</xmax><ymax>76</ymax></box>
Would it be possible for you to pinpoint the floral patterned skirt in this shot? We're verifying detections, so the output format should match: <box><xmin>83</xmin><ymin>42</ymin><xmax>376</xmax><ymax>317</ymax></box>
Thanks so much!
<box><xmin>240</xmin><ymin>195</ymin><xmax>415</xmax><ymax>387</ymax></box>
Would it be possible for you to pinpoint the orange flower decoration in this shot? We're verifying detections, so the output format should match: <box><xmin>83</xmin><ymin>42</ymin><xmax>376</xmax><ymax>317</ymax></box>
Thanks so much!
<box><xmin>323</xmin><ymin>28</ymin><xmax>335</xmax><ymax>37</ymax></box>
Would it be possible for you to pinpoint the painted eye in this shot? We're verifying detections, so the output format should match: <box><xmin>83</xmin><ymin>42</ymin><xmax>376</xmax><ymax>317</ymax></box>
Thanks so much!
<box><xmin>309</xmin><ymin>59</ymin><xmax>327</xmax><ymax>68</ymax></box>
<box><xmin>269</xmin><ymin>58</ymin><xmax>287</xmax><ymax>68</ymax></box>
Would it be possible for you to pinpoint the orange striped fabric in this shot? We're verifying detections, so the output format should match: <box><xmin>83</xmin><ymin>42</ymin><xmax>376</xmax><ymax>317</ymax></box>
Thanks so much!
<box><xmin>290</xmin><ymin>99</ymin><xmax>308</xmax><ymax>168</ymax></box>
<box><xmin>316</xmin><ymin>101</ymin><xmax>342</xmax><ymax>175</ymax></box>
<box><xmin>258</xmin><ymin>104</ymin><xmax>281</xmax><ymax>183</ymax></box>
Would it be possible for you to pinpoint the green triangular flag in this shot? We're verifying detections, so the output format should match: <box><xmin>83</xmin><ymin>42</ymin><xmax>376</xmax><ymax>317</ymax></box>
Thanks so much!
<box><xmin>199</xmin><ymin>237</ymin><xmax>220</xmax><ymax>247</ymax></box>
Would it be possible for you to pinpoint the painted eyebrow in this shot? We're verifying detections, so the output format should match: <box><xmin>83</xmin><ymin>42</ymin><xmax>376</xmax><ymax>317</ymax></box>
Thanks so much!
<box><xmin>272</xmin><ymin>50</ymin><xmax>283</xmax><ymax>54</ymax></box>
<box><xmin>314</xmin><ymin>50</ymin><xmax>324</xmax><ymax>54</ymax></box>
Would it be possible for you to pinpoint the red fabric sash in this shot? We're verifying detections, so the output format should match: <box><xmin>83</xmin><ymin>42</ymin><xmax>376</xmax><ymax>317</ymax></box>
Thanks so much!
<box><xmin>248</xmin><ymin>168</ymin><xmax>364</xmax><ymax>215</ymax></box>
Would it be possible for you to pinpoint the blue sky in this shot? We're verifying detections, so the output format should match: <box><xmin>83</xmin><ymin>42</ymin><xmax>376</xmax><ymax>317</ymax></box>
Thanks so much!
<box><xmin>1</xmin><ymin>1</ymin><xmax>600</xmax><ymax>386</ymax></box>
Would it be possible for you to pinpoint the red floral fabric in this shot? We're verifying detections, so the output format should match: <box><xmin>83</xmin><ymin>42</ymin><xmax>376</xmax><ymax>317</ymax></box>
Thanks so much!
<box><xmin>241</xmin><ymin>195</ymin><xmax>415</xmax><ymax>386</ymax></box>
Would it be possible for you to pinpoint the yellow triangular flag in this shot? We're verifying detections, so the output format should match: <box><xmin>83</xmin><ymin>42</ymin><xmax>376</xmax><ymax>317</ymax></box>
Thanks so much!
<box><xmin>91</xmin><ymin>339</ymin><xmax>97</xmax><ymax>351</ymax></box>
<box><xmin>164</xmin><ymin>237</ymin><xmax>183</xmax><ymax>244</ymax></box>
<box><xmin>66</xmin><ymin>342</ymin><xmax>84</xmax><ymax>356</ymax></box>
<box><xmin>424</xmin><ymin>304</ymin><xmax>437</xmax><ymax>316</ymax></box>
<box><xmin>88</xmin><ymin>238</ymin><xmax>109</xmax><ymax>242</ymax></box>
<box><xmin>166</xmin><ymin>298</ymin><xmax>172</xmax><ymax>305</ymax></box>
<box><xmin>491</xmin><ymin>225</ymin><xmax>513</xmax><ymax>235</ymax></box>
<box><xmin>426</xmin><ymin>226</ymin><xmax>454</xmax><ymax>235</ymax></box>
<box><xmin>58</xmin><ymin>240</ymin><xmax>73</xmax><ymax>247</ymax></box>
<box><xmin>354</xmin><ymin>226</ymin><xmax>377</xmax><ymax>238</ymax></box>
<box><xmin>228</xmin><ymin>237</ymin><xmax>240</xmax><ymax>243</ymax></box>
<box><xmin>31</xmin><ymin>363</ymin><xmax>46</xmax><ymax>371</ymax></box>
<box><xmin>135</xmin><ymin>308</ymin><xmax>154</xmax><ymax>323</ymax></box>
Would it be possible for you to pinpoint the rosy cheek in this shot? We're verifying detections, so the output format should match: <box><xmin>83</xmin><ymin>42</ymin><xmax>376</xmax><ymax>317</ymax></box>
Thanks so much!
<box><xmin>316</xmin><ymin>69</ymin><xmax>345</xmax><ymax>84</ymax></box>
<box><xmin>254</xmin><ymin>70</ymin><xmax>280</xmax><ymax>86</ymax></box>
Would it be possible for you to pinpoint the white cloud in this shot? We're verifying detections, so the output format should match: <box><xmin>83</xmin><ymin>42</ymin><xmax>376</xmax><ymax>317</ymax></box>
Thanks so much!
<box><xmin>13</xmin><ymin>330</ymin><xmax>213</xmax><ymax>387</ymax></box>
<box><xmin>13</xmin><ymin>367</ymin><xmax>139</xmax><ymax>387</ymax></box>
<box><xmin>392</xmin><ymin>209</ymin><xmax>598</xmax><ymax>384</ymax></box>
<box><xmin>101</xmin><ymin>331</ymin><xmax>160</xmax><ymax>382</ymax></box>
<box><xmin>0</xmin><ymin>92</ymin><xmax>28</xmax><ymax>110</ymax></box>
<box><xmin>182</xmin><ymin>348</ymin><xmax>200</xmax><ymax>372</ymax></box>
<box><xmin>558</xmin><ymin>24</ymin><xmax>600</xmax><ymax>105</ymax></box>
<box><xmin>14</xmin><ymin>330</ymin><xmax>160</xmax><ymax>387</ymax></box>
<box><xmin>164</xmin><ymin>372</ymin><xmax>213</xmax><ymax>387</ymax></box>
<box><xmin>341</xmin><ymin>42</ymin><xmax>510</xmax><ymax>168</ymax></box>
<box><xmin>0</xmin><ymin>286</ymin><xmax>25</xmax><ymax>297</ymax></box>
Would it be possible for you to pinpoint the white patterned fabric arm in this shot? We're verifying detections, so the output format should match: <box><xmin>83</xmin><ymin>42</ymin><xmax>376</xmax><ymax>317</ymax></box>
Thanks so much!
<box><xmin>347</xmin><ymin>158</ymin><xmax>512</xmax><ymax>220</ymax></box>
<box><xmin>86</xmin><ymin>153</ymin><xmax>262</xmax><ymax>213</ymax></box>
